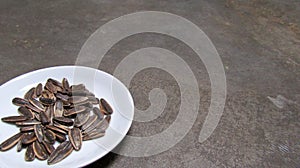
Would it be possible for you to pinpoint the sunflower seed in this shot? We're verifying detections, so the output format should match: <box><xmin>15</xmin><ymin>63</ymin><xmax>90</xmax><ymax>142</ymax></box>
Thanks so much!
<box><xmin>34</xmin><ymin>124</ymin><xmax>44</xmax><ymax>143</ymax></box>
<box><xmin>39</xmin><ymin>97</ymin><xmax>55</xmax><ymax>105</ymax></box>
<box><xmin>21</xmin><ymin>132</ymin><xmax>37</xmax><ymax>145</ymax></box>
<box><xmin>25</xmin><ymin>103</ymin><xmax>42</xmax><ymax>113</ymax></box>
<box><xmin>44</xmin><ymin>129</ymin><xmax>56</xmax><ymax>144</ymax></box>
<box><xmin>62</xmin><ymin>78</ymin><xmax>70</xmax><ymax>92</ymax></box>
<box><xmin>17</xmin><ymin>140</ymin><xmax>23</xmax><ymax>152</ymax></box>
<box><xmin>54</xmin><ymin>100</ymin><xmax>64</xmax><ymax>117</ymax></box>
<box><xmin>83</xmin><ymin>118</ymin><xmax>108</xmax><ymax>135</ymax></box>
<box><xmin>16</xmin><ymin>120</ymin><xmax>41</xmax><ymax>126</ymax></box>
<box><xmin>92</xmin><ymin>107</ymin><xmax>104</xmax><ymax>120</ymax></box>
<box><xmin>45</xmin><ymin>125</ymin><xmax>67</xmax><ymax>135</ymax></box>
<box><xmin>63</xmin><ymin>106</ymin><xmax>86</xmax><ymax>116</ymax></box>
<box><xmin>12</xmin><ymin>97</ymin><xmax>29</xmax><ymax>106</ymax></box>
<box><xmin>42</xmin><ymin>141</ymin><xmax>55</xmax><ymax>154</ymax></box>
<box><xmin>33</xmin><ymin>141</ymin><xmax>48</xmax><ymax>160</ymax></box>
<box><xmin>18</xmin><ymin>107</ymin><xmax>34</xmax><ymax>119</ymax></box>
<box><xmin>29</xmin><ymin>98</ymin><xmax>45</xmax><ymax>112</ymax></box>
<box><xmin>48</xmin><ymin>141</ymin><xmax>73</xmax><ymax>165</ymax></box>
<box><xmin>100</xmin><ymin>98</ymin><xmax>113</xmax><ymax>115</ymax></box>
<box><xmin>24</xmin><ymin>87</ymin><xmax>36</xmax><ymax>100</ymax></box>
<box><xmin>53</xmin><ymin>123</ymin><xmax>70</xmax><ymax>132</ymax></box>
<box><xmin>20</xmin><ymin>125</ymin><xmax>34</xmax><ymax>132</ymax></box>
<box><xmin>45</xmin><ymin>80</ymin><xmax>57</xmax><ymax>93</ymax></box>
<box><xmin>53</xmin><ymin>117</ymin><xmax>73</xmax><ymax>126</ymax></box>
<box><xmin>25</xmin><ymin>143</ymin><xmax>35</xmax><ymax>161</ymax></box>
<box><xmin>81</xmin><ymin>115</ymin><xmax>97</xmax><ymax>131</ymax></box>
<box><xmin>74</xmin><ymin>111</ymin><xmax>90</xmax><ymax>127</ymax></box>
<box><xmin>40</xmin><ymin>111</ymin><xmax>50</xmax><ymax>125</ymax></box>
<box><xmin>54</xmin><ymin>132</ymin><xmax>66</xmax><ymax>143</ymax></box>
<box><xmin>68</xmin><ymin>127</ymin><xmax>82</xmax><ymax>151</ymax></box>
<box><xmin>35</xmin><ymin>83</ymin><xmax>43</xmax><ymax>97</ymax></box>
<box><xmin>1</xmin><ymin>116</ymin><xmax>28</xmax><ymax>123</ymax></box>
<box><xmin>48</xmin><ymin>78</ymin><xmax>63</xmax><ymax>89</ymax></box>
<box><xmin>56</xmin><ymin>93</ymin><xmax>69</xmax><ymax>102</ymax></box>
<box><xmin>0</xmin><ymin>132</ymin><xmax>23</xmax><ymax>151</ymax></box>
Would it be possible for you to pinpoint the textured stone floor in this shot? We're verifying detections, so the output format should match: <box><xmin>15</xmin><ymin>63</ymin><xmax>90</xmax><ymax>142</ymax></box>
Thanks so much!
<box><xmin>0</xmin><ymin>0</ymin><xmax>299</xmax><ymax>167</ymax></box>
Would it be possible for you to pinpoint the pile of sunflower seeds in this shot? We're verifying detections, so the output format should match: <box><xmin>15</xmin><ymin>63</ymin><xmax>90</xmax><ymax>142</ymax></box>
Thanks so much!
<box><xmin>0</xmin><ymin>78</ymin><xmax>113</xmax><ymax>165</ymax></box>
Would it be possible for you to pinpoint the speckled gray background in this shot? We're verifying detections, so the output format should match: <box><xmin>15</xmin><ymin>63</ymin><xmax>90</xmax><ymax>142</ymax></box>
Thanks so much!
<box><xmin>0</xmin><ymin>0</ymin><xmax>299</xmax><ymax>167</ymax></box>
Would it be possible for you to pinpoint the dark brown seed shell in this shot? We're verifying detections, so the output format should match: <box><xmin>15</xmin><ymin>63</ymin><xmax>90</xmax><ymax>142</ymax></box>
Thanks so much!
<box><xmin>45</xmin><ymin>125</ymin><xmax>67</xmax><ymax>135</ymax></box>
<box><xmin>53</xmin><ymin>117</ymin><xmax>74</xmax><ymax>126</ymax></box>
<box><xmin>40</xmin><ymin>111</ymin><xmax>50</xmax><ymax>125</ymax></box>
<box><xmin>25</xmin><ymin>103</ymin><xmax>42</xmax><ymax>113</ymax></box>
<box><xmin>48</xmin><ymin>78</ymin><xmax>63</xmax><ymax>88</ymax></box>
<box><xmin>44</xmin><ymin>129</ymin><xmax>56</xmax><ymax>144</ymax></box>
<box><xmin>83</xmin><ymin>117</ymin><xmax>103</xmax><ymax>134</ymax></box>
<box><xmin>62</xmin><ymin>78</ymin><xmax>70</xmax><ymax>91</ymax></box>
<box><xmin>18</xmin><ymin>107</ymin><xmax>34</xmax><ymax>119</ymax></box>
<box><xmin>16</xmin><ymin>140</ymin><xmax>23</xmax><ymax>152</ymax></box>
<box><xmin>33</xmin><ymin>141</ymin><xmax>48</xmax><ymax>160</ymax></box>
<box><xmin>56</xmin><ymin>93</ymin><xmax>69</xmax><ymax>102</ymax></box>
<box><xmin>48</xmin><ymin>141</ymin><xmax>72</xmax><ymax>165</ymax></box>
<box><xmin>41</xmin><ymin>90</ymin><xmax>52</xmax><ymax>99</ymax></box>
<box><xmin>29</xmin><ymin>98</ymin><xmax>45</xmax><ymax>111</ymax></box>
<box><xmin>68</xmin><ymin>96</ymin><xmax>89</xmax><ymax>105</ymax></box>
<box><xmin>54</xmin><ymin>132</ymin><xmax>66</xmax><ymax>142</ymax></box>
<box><xmin>34</xmin><ymin>113</ymin><xmax>41</xmax><ymax>121</ymax></box>
<box><xmin>39</xmin><ymin>97</ymin><xmax>55</xmax><ymax>105</ymax></box>
<box><xmin>48</xmin><ymin>141</ymin><xmax>68</xmax><ymax>160</ymax></box>
<box><xmin>20</xmin><ymin>125</ymin><xmax>34</xmax><ymax>132</ymax></box>
<box><xmin>48</xmin><ymin>142</ymin><xmax>73</xmax><ymax>165</ymax></box>
<box><xmin>25</xmin><ymin>143</ymin><xmax>35</xmax><ymax>161</ymax></box>
<box><xmin>16</xmin><ymin>120</ymin><xmax>41</xmax><ymax>126</ymax></box>
<box><xmin>53</xmin><ymin>123</ymin><xmax>70</xmax><ymax>132</ymax></box>
<box><xmin>0</xmin><ymin>132</ymin><xmax>23</xmax><ymax>151</ymax></box>
<box><xmin>21</xmin><ymin>132</ymin><xmax>37</xmax><ymax>145</ymax></box>
<box><xmin>54</xmin><ymin>100</ymin><xmax>64</xmax><ymax>117</ymax></box>
<box><xmin>81</xmin><ymin>115</ymin><xmax>97</xmax><ymax>131</ymax></box>
<box><xmin>12</xmin><ymin>97</ymin><xmax>29</xmax><ymax>106</ymax></box>
<box><xmin>84</xmin><ymin>118</ymin><xmax>108</xmax><ymax>135</ymax></box>
<box><xmin>45</xmin><ymin>80</ymin><xmax>57</xmax><ymax>93</ymax></box>
<box><xmin>80</xmin><ymin>102</ymin><xmax>93</xmax><ymax>112</ymax></box>
<box><xmin>74</xmin><ymin>111</ymin><xmax>90</xmax><ymax>127</ymax></box>
<box><xmin>93</xmin><ymin>107</ymin><xmax>104</xmax><ymax>120</ymax></box>
<box><xmin>34</xmin><ymin>124</ymin><xmax>44</xmax><ymax>143</ymax></box>
<box><xmin>24</xmin><ymin>87</ymin><xmax>36</xmax><ymax>100</ymax></box>
<box><xmin>97</xmin><ymin>118</ymin><xmax>109</xmax><ymax>131</ymax></box>
<box><xmin>42</xmin><ymin>141</ymin><xmax>55</xmax><ymax>154</ymax></box>
<box><xmin>35</xmin><ymin>83</ymin><xmax>43</xmax><ymax>97</ymax></box>
<box><xmin>46</xmin><ymin>105</ymin><xmax>54</xmax><ymax>124</ymax></box>
<box><xmin>100</xmin><ymin>98</ymin><xmax>113</xmax><ymax>115</ymax></box>
<box><xmin>1</xmin><ymin>116</ymin><xmax>28</xmax><ymax>123</ymax></box>
<box><xmin>64</xmin><ymin>106</ymin><xmax>86</xmax><ymax>116</ymax></box>
<box><xmin>68</xmin><ymin>127</ymin><xmax>82</xmax><ymax>151</ymax></box>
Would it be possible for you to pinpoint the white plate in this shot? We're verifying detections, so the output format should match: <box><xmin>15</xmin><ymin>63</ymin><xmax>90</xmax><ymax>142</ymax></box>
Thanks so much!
<box><xmin>0</xmin><ymin>66</ymin><xmax>134</xmax><ymax>168</ymax></box>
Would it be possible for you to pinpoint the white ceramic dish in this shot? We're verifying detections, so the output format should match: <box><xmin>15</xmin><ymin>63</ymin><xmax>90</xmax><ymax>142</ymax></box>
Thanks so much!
<box><xmin>0</xmin><ymin>66</ymin><xmax>134</xmax><ymax>168</ymax></box>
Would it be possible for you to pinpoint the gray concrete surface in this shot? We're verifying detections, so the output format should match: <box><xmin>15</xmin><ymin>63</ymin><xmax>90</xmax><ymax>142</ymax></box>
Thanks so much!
<box><xmin>0</xmin><ymin>0</ymin><xmax>299</xmax><ymax>167</ymax></box>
